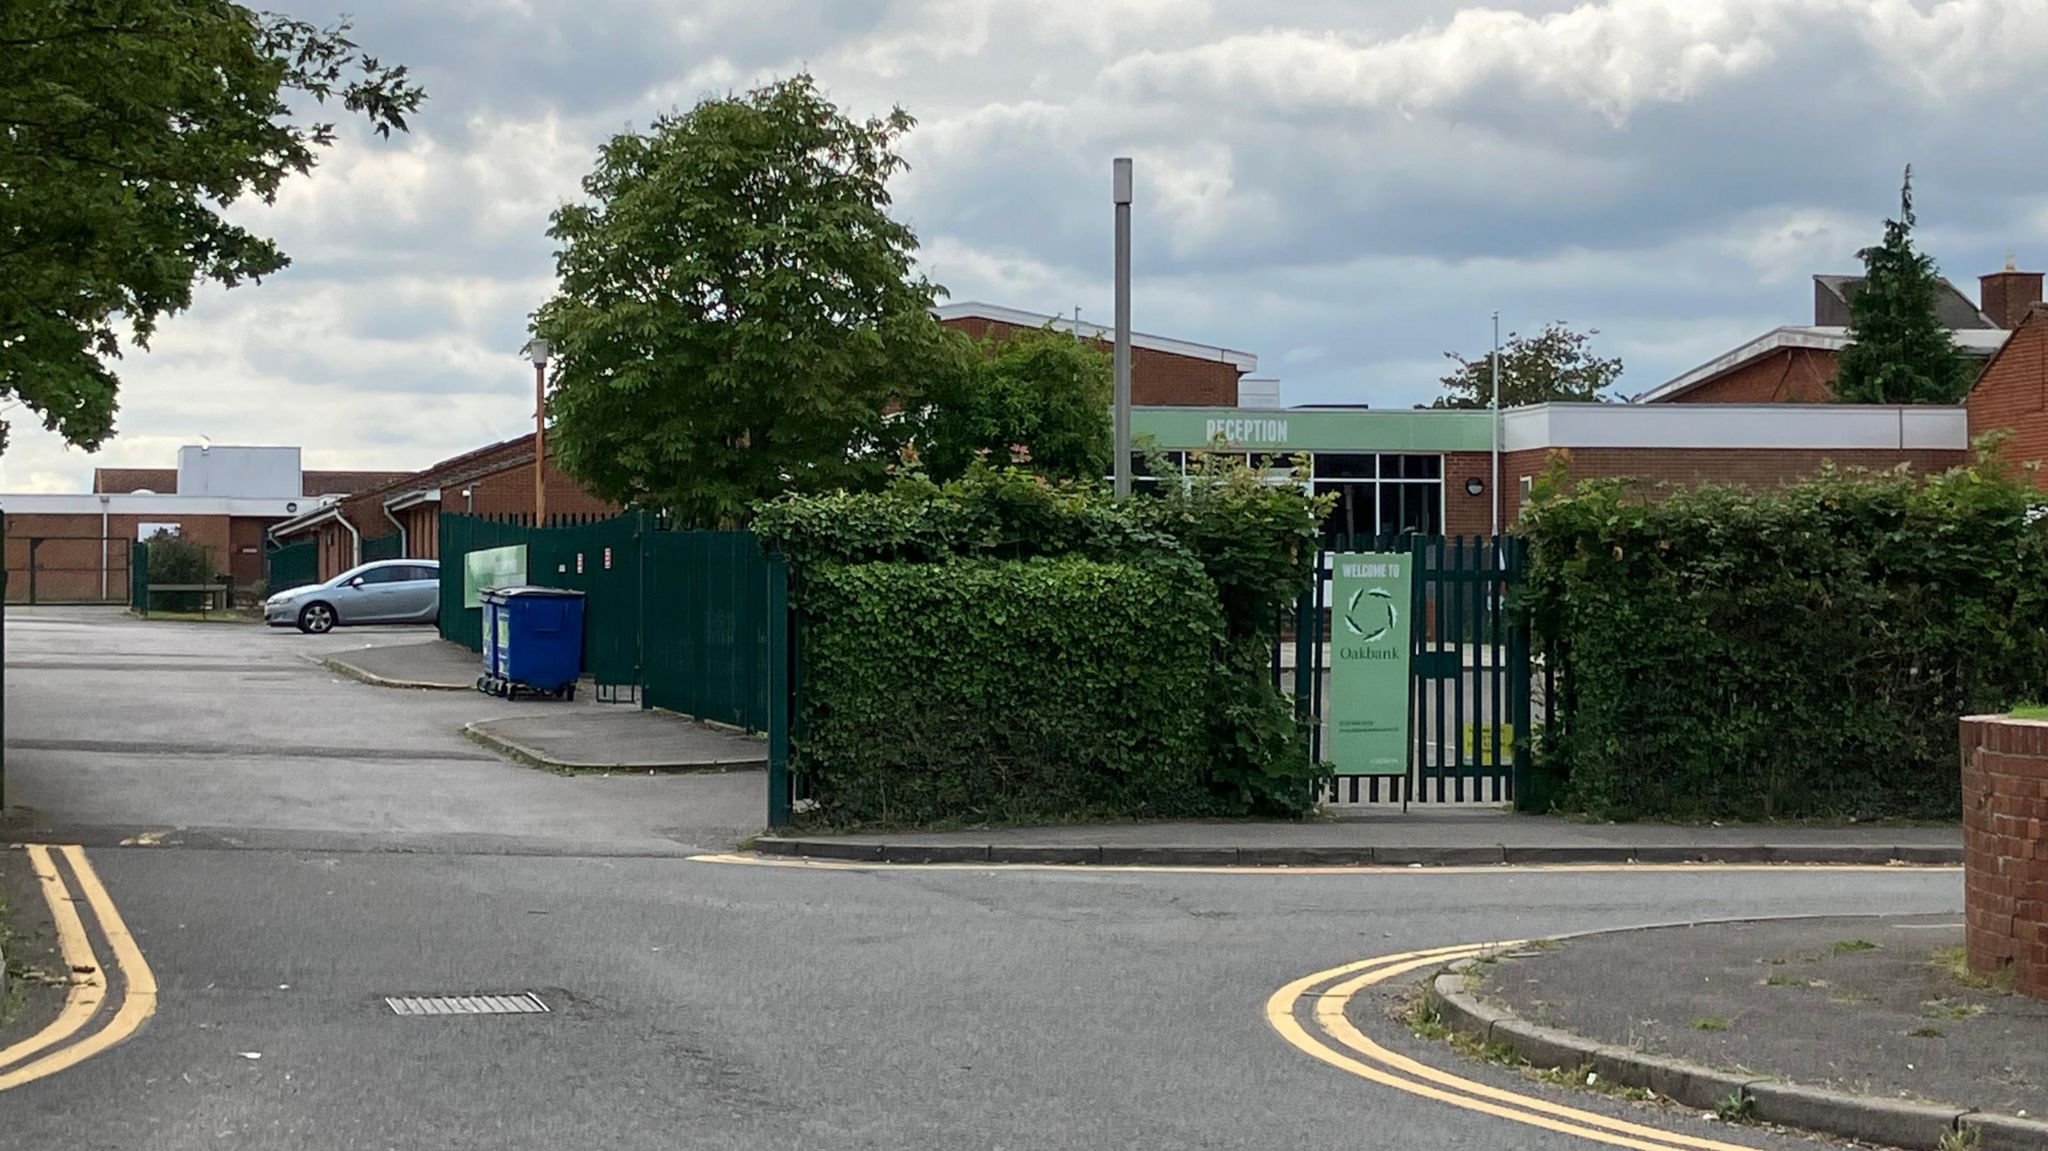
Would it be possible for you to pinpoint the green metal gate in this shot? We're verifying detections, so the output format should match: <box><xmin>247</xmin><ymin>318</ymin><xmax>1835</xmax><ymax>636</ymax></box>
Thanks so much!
<box><xmin>361</xmin><ymin>532</ymin><xmax>403</xmax><ymax>563</ymax></box>
<box><xmin>130</xmin><ymin>542</ymin><xmax>150</xmax><ymax>614</ymax></box>
<box><xmin>435</xmin><ymin>512</ymin><xmax>778</xmax><ymax>721</ymax></box>
<box><xmin>1294</xmin><ymin>534</ymin><xmax>1531</xmax><ymax>806</ymax></box>
<box><xmin>265</xmin><ymin>539</ymin><xmax>318</xmax><ymax>591</ymax></box>
<box><xmin>641</xmin><ymin>529</ymin><xmax>776</xmax><ymax>730</ymax></box>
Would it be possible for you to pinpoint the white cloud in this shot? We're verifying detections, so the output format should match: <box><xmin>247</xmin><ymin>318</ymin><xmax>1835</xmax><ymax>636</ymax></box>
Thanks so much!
<box><xmin>10</xmin><ymin>0</ymin><xmax>2048</xmax><ymax>494</ymax></box>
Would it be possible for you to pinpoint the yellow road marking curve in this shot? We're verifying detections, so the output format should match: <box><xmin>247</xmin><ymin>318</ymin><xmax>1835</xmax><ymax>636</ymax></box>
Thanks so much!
<box><xmin>1268</xmin><ymin>945</ymin><xmax>1773</xmax><ymax>1151</ymax></box>
<box><xmin>0</xmin><ymin>845</ymin><xmax>158</xmax><ymax>1092</ymax></box>
<box><xmin>0</xmin><ymin>845</ymin><xmax>107</xmax><ymax>1073</ymax></box>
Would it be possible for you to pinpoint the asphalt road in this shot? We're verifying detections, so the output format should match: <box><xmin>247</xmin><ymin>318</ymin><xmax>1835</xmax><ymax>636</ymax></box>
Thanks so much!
<box><xmin>2</xmin><ymin>607</ymin><xmax>1965</xmax><ymax>1150</ymax></box>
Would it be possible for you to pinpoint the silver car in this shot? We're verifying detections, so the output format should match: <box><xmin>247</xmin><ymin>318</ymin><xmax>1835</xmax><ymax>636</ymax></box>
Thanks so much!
<box><xmin>265</xmin><ymin>559</ymin><xmax>441</xmax><ymax>633</ymax></box>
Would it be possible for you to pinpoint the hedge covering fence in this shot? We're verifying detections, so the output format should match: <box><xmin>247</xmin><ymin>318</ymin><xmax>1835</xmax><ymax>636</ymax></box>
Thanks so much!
<box><xmin>755</xmin><ymin>461</ymin><xmax>1329</xmax><ymax>827</ymax></box>
<box><xmin>1522</xmin><ymin>450</ymin><xmax>2048</xmax><ymax>821</ymax></box>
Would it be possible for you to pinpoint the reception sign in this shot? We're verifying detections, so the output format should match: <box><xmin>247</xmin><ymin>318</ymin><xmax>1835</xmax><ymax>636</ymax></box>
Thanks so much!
<box><xmin>1328</xmin><ymin>551</ymin><xmax>1413</xmax><ymax>776</ymax></box>
<box><xmin>463</xmin><ymin>544</ymin><xmax>527</xmax><ymax>609</ymax></box>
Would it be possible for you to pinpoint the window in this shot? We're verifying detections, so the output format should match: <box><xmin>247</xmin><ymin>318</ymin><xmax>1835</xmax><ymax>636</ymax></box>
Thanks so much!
<box><xmin>402</xmin><ymin>565</ymin><xmax>439</xmax><ymax>583</ymax></box>
<box><xmin>355</xmin><ymin>565</ymin><xmax>405</xmax><ymax>585</ymax></box>
<box><xmin>1311</xmin><ymin>453</ymin><xmax>1444</xmax><ymax>541</ymax></box>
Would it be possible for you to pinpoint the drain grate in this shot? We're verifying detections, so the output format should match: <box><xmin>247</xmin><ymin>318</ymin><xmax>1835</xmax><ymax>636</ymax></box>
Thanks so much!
<box><xmin>384</xmin><ymin>993</ymin><xmax>550</xmax><ymax>1017</ymax></box>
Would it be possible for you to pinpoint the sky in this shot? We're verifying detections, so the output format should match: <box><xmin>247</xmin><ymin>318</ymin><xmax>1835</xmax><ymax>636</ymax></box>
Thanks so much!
<box><xmin>8</xmin><ymin>0</ymin><xmax>2048</xmax><ymax>492</ymax></box>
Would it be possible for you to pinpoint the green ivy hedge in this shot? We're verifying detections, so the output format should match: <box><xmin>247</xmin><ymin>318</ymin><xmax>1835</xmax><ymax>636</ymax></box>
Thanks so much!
<box><xmin>756</xmin><ymin>462</ymin><xmax>1330</xmax><ymax>825</ymax></box>
<box><xmin>797</xmin><ymin>557</ymin><xmax>1222</xmax><ymax>825</ymax></box>
<box><xmin>1522</xmin><ymin>454</ymin><xmax>2048</xmax><ymax>821</ymax></box>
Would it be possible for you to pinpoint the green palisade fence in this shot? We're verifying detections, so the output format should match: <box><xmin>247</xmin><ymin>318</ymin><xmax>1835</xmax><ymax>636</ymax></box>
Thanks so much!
<box><xmin>129</xmin><ymin>542</ymin><xmax>150</xmax><ymax>614</ymax></box>
<box><xmin>437</xmin><ymin>513</ymin><xmax>534</xmax><ymax>651</ymax></box>
<box><xmin>641</xmin><ymin>529</ymin><xmax>775</xmax><ymax>731</ymax></box>
<box><xmin>361</xmin><ymin>533</ymin><xmax>403</xmax><ymax>563</ymax></box>
<box><xmin>435</xmin><ymin>512</ymin><xmax>781</xmax><ymax>732</ymax></box>
<box><xmin>266</xmin><ymin>539</ymin><xmax>318</xmax><ymax>592</ymax></box>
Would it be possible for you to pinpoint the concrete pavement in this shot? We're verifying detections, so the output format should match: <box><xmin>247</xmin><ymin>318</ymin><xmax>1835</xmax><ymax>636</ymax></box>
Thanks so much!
<box><xmin>465</xmin><ymin>711</ymin><xmax>764</xmax><ymax>773</ymax></box>
<box><xmin>761</xmin><ymin>811</ymin><xmax>1961</xmax><ymax>866</ymax></box>
<box><xmin>316</xmin><ymin>636</ymin><xmax>479</xmax><ymax>689</ymax></box>
<box><xmin>0</xmin><ymin>606</ymin><xmax>1970</xmax><ymax>1150</ymax></box>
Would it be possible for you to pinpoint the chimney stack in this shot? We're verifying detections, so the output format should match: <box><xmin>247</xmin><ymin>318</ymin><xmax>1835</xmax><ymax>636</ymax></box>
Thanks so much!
<box><xmin>1980</xmin><ymin>253</ymin><xmax>2044</xmax><ymax>329</ymax></box>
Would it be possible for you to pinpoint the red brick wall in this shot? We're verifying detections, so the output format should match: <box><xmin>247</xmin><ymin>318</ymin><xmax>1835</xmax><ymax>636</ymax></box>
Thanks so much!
<box><xmin>1496</xmin><ymin>446</ymin><xmax>1970</xmax><ymax>524</ymax></box>
<box><xmin>3</xmin><ymin>512</ymin><xmax>237</xmax><ymax>601</ymax></box>
<box><xmin>1961</xmin><ymin>715</ymin><xmax>2048</xmax><ymax>998</ymax></box>
<box><xmin>940</xmin><ymin>315</ymin><xmax>1242</xmax><ymax>406</ymax></box>
<box><xmin>1967</xmin><ymin>306</ymin><xmax>2048</xmax><ymax>487</ymax></box>
<box><xmin>1442</xmin><ymin>450</ymin><xmax>1500</xmax><ymax>536</ymax></box>
<box><xmin>1670</xmin><ymin>348</ymin><xmax>1840</xmax><ymax>403</ymax></box>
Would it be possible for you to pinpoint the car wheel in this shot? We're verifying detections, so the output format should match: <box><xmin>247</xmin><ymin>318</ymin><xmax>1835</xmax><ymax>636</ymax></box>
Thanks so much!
<box><xmin>297</xmin><ymin>602</ymin><xmax>337</xmax><ymax>634</ymax></box>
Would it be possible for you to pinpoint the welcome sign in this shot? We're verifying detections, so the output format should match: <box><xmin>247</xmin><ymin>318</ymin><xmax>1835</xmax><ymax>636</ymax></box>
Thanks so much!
<box><xmin>1328</xmin><ymin>552</ymin><xmax>1413</xmax><ymax>776</ymax></box>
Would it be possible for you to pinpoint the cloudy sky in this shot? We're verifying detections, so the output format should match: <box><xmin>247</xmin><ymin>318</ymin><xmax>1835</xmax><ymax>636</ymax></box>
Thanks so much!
<box><xmin>9</xmin><ymin>0</ymin><xmax>2048</xmax><ymax>492</ymax></box>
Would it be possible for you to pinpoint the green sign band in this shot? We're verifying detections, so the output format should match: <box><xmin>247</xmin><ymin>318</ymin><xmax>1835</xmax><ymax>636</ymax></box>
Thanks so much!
<box><xmin>463</xmin><ymin>544</ymin><xmax>528</xmax><ymax>609</ymax></box>
<box><xmin>1328</xmin><ymin>551</ymin><xmax>1413</xmax><ymax>776</ymax></box>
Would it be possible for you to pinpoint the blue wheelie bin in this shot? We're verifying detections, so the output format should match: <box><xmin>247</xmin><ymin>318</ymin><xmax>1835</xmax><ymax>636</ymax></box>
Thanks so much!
<box><xmin>477</xmin><ymin>586</ymin><xmax>587</xmax><ymax>700</ymax></box>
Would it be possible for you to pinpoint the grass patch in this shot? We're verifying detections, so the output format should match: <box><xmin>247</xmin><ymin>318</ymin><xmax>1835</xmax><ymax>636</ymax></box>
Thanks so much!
<box><xmin>1921</xmin><ymin>998</ymin><xmax>1986</xmax><ymax>1020</ymax></box>
<box><xmin>1714</xmin><ymin>1090</ymin><xmax>1756</xmax><ymax>1123</ymax></box>
<box><xmin>1832</xmin><ymin>939</ymin><xmax>1879</xmax><ymax>954</ymax></box>
<box><xmin>2011</xmin><ymin>705</ymin><xmax>2048</xmax><ymax>721</ymax></box>
<box><xmin>1829</xmin><ymin>991</ymin><xmax>1878</xmax><ymax>1006</ymax></box>
<box><xmin>1763</xmin><ymin>973</ymin><xmax>1826</xmax><ymax>988</ymax></box>
<box><xmin>1930</xmin><ymin>946</ymin><xmax>2017</xmax><ymax>994</ymax></box>
<box><xmin>1408</xmin><ymin>1000</ymin><xmax>1453</xmax><ymax>1042</ymax></box>
<box><xmin>1525</xmin><ymin>1063</ymin><xmax>1656</xmax><ymax>1102</ymax></box>
<box><xmin>133</xmin><ymin>608</ymin><xmax>260</xmax><ymax>624</ymax></box>
<box><xmin>1941</xmin><ymin>1122</ymin><xmax>1983</xmax><ymax>1151</ymax></box>
<box><xmin>1909</xmin><ymin>1026</ymin><xmax>1945</xmax><ymax>1038</ymax></box>
<box><xmin>1690</xmin><ymin>1016</ymin><xmax>1730</xmax><ymax>1032</ymax></box>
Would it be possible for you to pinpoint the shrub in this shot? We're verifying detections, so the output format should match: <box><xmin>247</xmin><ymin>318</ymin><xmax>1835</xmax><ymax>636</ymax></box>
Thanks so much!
<box><xmin>796</xmin><ymin>557</ymin><xmax>1220</xmax><ymax>826</ymax></box>
<box><xmin>1521</xmin><ymin>450</ymin><xmax>2048</xmax><ymax>821</ymax></box>
<box><xmin>756</xmin><ymin>460</ymin><xmax>1331</xmax><ymax>824</ymax></box>
<box><xmin>144</xmin><ymin>530</ymin><xmax>216</xmax><ymax>612</ymax></box>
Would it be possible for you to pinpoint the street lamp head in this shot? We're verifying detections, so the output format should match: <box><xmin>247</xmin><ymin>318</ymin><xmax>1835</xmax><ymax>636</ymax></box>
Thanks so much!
<box><xmin>523</xmin><ymin>338</ymin><xmax>553</xmax><ymax>367</ymax></box>
<box><xmin>1112</xmin><ymin>157</ymin><xmax>1132</xmax><ymax>205</ymax></box>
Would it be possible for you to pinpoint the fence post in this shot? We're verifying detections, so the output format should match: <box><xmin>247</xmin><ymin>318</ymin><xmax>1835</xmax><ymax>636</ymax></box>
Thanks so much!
<box><xmin>1508</xmin><ymin>535</ymin><xmax>1537</xmax><ymax>810</ymax></box>
<box><xmin>130</xmin><ymin>542</ymin><xmax>150</xmax><ymax>616</ymax></box>
<box><xmin>766</xmin><ymin>555</ymin><xmax>793</xmax><ymax>828</ymax></box>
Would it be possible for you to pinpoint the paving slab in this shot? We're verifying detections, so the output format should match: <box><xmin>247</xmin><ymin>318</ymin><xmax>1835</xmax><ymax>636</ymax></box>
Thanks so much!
<box><xmin>758</xmin><ymin>810</ymin><xmax>1960</xmax><ymax>866</ymax></box>
<box><xmin>317</xmin><ymin>638</ymin><xmax>479</xmax><ymax>689</ymax></box>
<box><xmin>1468</xmin><ymin>914</ymin><xmax>2048</xmax><ymax>1119</ymax></box>
<box><xmin>465</xmin><ymin>709</ymin><xmax>766</xmax><ymax>772</ymax></box>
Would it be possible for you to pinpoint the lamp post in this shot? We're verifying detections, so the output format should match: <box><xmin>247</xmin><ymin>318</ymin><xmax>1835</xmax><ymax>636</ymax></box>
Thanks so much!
<box><xmin>1112</xmin><ymin>157</ymin><xmax>1133</xmax><ymax>500</ymax></box>
<box><xmin>523</xmin><ymin>338</ymin><xmax>552</xmax><ymax>523</ymax></box>
<box><xmin>1490</xmin><ymin>311</ymin><xmax>1500</xmax><ymax>538</ymax></box>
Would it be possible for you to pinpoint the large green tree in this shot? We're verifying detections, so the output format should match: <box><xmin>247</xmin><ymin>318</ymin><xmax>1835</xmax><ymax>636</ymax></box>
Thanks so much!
<box><xmin>0</xmin><ymin>1</ymin><xmax>423</xmax><ymax>454</ymax></box>
<box><xmin>1432</xmin><ymin>322</ymin><xmax>1621</xmax><ymax>408</ymax></box>
<box><xmin>535</xmin><ymin>74</ymin><xmax>960</xmax><ymax>526</ymax></box>
<box><xmin>920</xmin><ymin>327</ymin><xmax>1113</xmax><ymax>482</ymax></box>
<box><xmin>1834</xmin><ymin>166</ymin><xmax>1975</xmax><ymax>405</ymax></box>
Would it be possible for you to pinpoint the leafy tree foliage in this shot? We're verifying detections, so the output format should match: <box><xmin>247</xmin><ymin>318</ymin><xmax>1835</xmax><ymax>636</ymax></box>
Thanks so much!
<box><xmin>1433</xmin><ymin>322</ymin><xmax>1622</xmax><ymax>408</ymax></box>
<box><xmin>919</xmin><ymin>326</ymin><xmax>1112</xmax><ymax>483</ymax></box>
<box><xmin>536</xmin><ymin>74</ymin><xmax>959</xmax><ymax>526</ymax></box>
<box><xmin>143</xmin><ymin>528</ymin><xmax>218</xmax><ymax>611</ymax></box>
<box><xmin>0</xmin><ymin>1</ymin><xmax>424</xmax><ymax>453</ymax></box>
<box><xmin>1834</xmin><ymin>167</ymin><xmax>1975</xmax><ymax>405</ymax></box>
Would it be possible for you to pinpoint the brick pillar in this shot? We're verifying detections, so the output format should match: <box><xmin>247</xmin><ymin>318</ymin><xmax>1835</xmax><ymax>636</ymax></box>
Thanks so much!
<box><xmin>1962</xmin><ymin>715</ymin><xmax>2048</xmax><ymax>998</ymax></box>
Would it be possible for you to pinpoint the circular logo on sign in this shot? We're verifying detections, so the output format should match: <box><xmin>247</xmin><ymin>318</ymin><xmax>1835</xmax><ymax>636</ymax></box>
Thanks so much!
<box><xmin>1343</xmin><ymin>586</ymin><xmax>1398</xmax><ymax>642</ymax></box>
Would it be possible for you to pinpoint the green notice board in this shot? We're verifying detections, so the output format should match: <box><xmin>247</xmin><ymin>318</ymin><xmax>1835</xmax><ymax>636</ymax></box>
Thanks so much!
<box><xmin>1329</xmin><ymin>551</ymin><xmax>1414</xmax><ymax>776</ymax></box>
<box><xmin>464</xmin><ymin>544</ymin><xmax>528</xmax><ymax>609</ymax></box>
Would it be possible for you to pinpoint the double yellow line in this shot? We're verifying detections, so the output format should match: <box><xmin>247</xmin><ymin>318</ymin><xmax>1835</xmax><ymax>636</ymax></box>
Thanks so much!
<box><xmin>1267</xmin><ymin>944</ymin><xmax>1768</xmax><ymax>1151</ymax></box>
<box><xmin>0</xmin><ymin>845</ymin><xmax>156</xmax><ymax>1092</ymax></box>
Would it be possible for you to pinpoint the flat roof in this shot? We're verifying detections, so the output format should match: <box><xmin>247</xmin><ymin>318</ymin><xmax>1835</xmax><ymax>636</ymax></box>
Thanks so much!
<box><xmin>1131</xmin><ymin>402</ymin><xmax>1970</xmax><ymax>454</ymax></box>
<box><xmin>935</xmin><ymin>302</ymin><xmax>1258</xmax><ymax>372</ymax></box>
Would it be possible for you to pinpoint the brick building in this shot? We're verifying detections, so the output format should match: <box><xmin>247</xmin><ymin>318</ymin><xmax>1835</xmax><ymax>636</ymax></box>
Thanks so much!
<box><xmin>934</xmin><ymin>302</ymin><xmax>1273</xmax><ymax>407</ymax></box>
<box><xmin>268</xmin><ymin>434</ymin><xmax>616</xmax><ymax>581</ymax></box>
<box><xmin>2</xmin><ymin>447</ymin><xmax>405</xmax><ymax>602</ymax></box>
<box><xmin>1639</xmin><ymin>263</ymin><xmax>2038</xmax><ymax>404</ymax></box>
<box><xmin>1132</xmin><ymin>402</ymin><xmax>1970</xmax><ymax>539</ymax></box>
<box><xmin>1965</xmin><ymin>303</ymin><xmax>2048</xmax><ymax>484</ymax></box>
